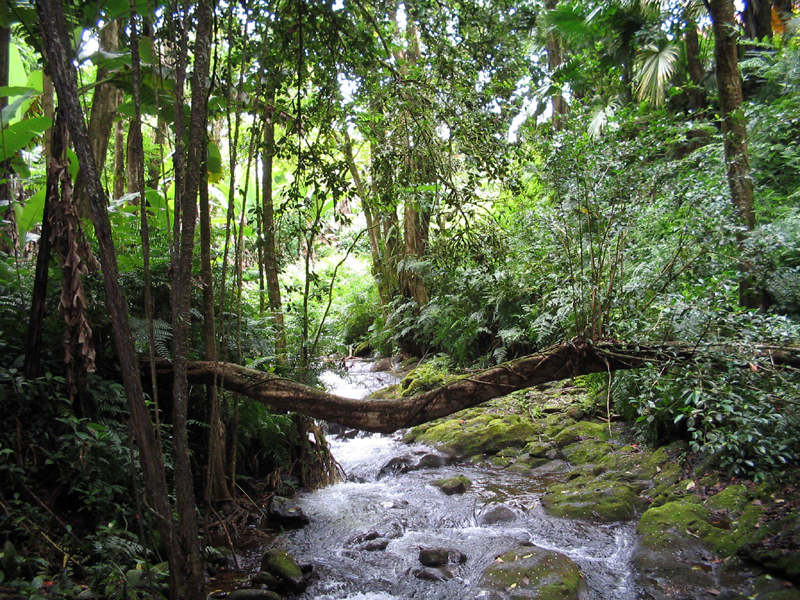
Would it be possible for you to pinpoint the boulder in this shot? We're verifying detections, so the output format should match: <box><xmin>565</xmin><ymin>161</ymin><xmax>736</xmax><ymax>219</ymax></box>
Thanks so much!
<box><xmin>431</xmin><ymin>474</ymin><xmax>472</xmax><ymax>495</ymax></box>
<box><xmin>259</xmin><ymin>548</ymin><xmax>308</xmax><ymax>593</ymax></box>
<box><xmin>477</xmin><ymin>505</ymin><xmax>517</xmax><ymax>525</ymax></box>
<box><xmin>267</xmin><ymin>496</ymin><xmax>310</xmax><ymax>527</ymax></box>
<box><xmin>418</xmin><ymin>547</ymin><xmax>467</xmax><ymax>567</ymax></box>
<box><xmin>480</xmin><ymin>545</ymin><xmax>586</xmax><ymax>600</ymax></box>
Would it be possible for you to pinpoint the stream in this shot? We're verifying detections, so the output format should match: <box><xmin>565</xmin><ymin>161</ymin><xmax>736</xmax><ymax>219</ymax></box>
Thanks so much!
<box><xmin>277</xmin><ymin>360</ymin><xmax>640</xmax><ymax>600</ymax></box>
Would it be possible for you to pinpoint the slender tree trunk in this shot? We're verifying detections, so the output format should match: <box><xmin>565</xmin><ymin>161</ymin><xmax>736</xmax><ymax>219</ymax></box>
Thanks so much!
<box><xmin>743</xmin><ymin>0</ymin><xmax>774</xmax><ymax>40</ymax></box>
<box><xmin>169</xmin><ymin>0</ymin><xmax>214</xmax><ymax>592</ymax></box>
<box><xmin>113</xmin><ymin>117</ymin><xmax>125</xmax><ymax>199</ymax></box>
<box><xmin>684</xmin><ymin>13</ymin><xmax>707</xmax><ymax>111</ymax></box>
<box><xmin>261</xmin><ymin>93</ymin><xmax>286</xmax><ymax>359</ymax></box>
<box><xmin>24</xmin><ymin>106</ymin><xmax>60</xmax><ymax>379</ymax></box>
<box><xmin>0</xmin><ymin>25</ymin><xmax>13</xmax><ymax>255</ymax></box>
<box><xmin>709</xmin><ymin>0</ymin><xmax>760</xmax><ymax>308</ymax></box>
<box><xmin>74</xmin><ymin>19</ymin><xmax>121</xmax><ymax>217</ymax></box>
<box><xmin>199</xmin><ymin>146</ymin><xmax>230</xmax><ymax>504</ymax></box>
<box><xmin>33</xmin><ymin>1</ymin><xmax>187</xmax><ymax>598</ymax></box>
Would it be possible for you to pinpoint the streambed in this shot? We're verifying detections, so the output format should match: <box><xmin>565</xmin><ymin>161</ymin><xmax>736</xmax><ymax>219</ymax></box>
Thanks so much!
<box><xmin>276</xmin><ymin>360</ymin><xmax>638</xmax><ymax>600</ymax></box>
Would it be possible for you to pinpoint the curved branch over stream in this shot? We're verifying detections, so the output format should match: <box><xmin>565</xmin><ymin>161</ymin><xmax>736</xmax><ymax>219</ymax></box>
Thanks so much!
<box><xmin>149</xmin><ymin>341</ymin><xmax>800</xmax><ymax>433</ymax></box>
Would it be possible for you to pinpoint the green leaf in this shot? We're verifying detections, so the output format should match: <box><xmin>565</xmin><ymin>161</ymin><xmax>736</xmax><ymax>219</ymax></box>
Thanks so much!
<box><xmin>207</xmin><ymin>141</ymin><xmax>222</xmax><ymax>174</ymax></box>
<box><xmin>17</xmin><ymin>187</ymin><xmax>45</xmax><ymax>241</ymax></box>
<box><xmin>0</xmin><ymin>116</ymin><xmax>53</xmax><ymax>163</ymax></box>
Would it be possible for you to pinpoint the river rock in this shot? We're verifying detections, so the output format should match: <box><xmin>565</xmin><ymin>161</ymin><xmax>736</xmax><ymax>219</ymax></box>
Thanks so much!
<box><xmin>414</xmin><ymin>566</ymin><xmax>454</xmax><ymax>581</ymax></box>
<box><xmin>480</xmin><ymin>545</ymin><xmax>586</xmax><ymax>600</ymax></box>
<box><xmin>259</xmin><ymin>548</ymin><xmax>308</xmax><ymax>593</ymax></box>
<box><xmin>477</xmin><ymin>504</ymin><xmax>517</xmax><ymax>525</ymax></box>
<box><xmin>268</xmin><ymin>496</ymin><xmax>310</xmax><ymax>527</ymax></box>
<box><xmin>404</xmin><ymin>411</ymin><xmax>540</xmax><ymax>458</ymax></box>
<box><xmin>418</xmin><ymin>547</ymin><xmax>467</xmax><ymax>567</ymax></box>
<box><xmin>431</xmin><ymin>474</ymin><xmax>472</xmax><ymax>495</ymax></box>
<box><xmin>379</xmin><ymin>452</ymin><xmax>448</xmax><ymax>478</ymax></box>
<box><xmin>541</xmin><ymin>478</ymin><xmax>641</xmax><ymax>521</ymax></box>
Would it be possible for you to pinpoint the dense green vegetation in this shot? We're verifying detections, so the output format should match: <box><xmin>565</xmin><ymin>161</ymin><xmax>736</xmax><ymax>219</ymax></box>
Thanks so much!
<box><xmin>1</xmin><ymin>0</ymin><xmax>799</xmax><ymax>597</ymax></box>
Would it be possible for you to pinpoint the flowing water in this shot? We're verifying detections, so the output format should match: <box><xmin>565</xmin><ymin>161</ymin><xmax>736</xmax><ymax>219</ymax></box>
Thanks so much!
<box><xmin>277</xmin><ymin>360</ymin><xmax>639</xmax><ymax>600</ymax></box>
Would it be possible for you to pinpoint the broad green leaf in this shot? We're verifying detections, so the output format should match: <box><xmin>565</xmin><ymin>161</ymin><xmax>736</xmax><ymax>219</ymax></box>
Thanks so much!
<box><xmin>207</xmin><ymin>142</ymin><xmax>222</xmax><ymax>174</ymax></box>
<box><xmin>17</xmin><ymin>187</ymin><xmax>45</xmax><ymax>241</ymax></box>
<box><xmin>0</xmin><ymin>116</ymin><xmax>53</xmax><ymax>163</ymax></box>
<box><xmin>0</xmin><ymin>89</ymin><xmax>37</xmax><ymax>127</ymax></box>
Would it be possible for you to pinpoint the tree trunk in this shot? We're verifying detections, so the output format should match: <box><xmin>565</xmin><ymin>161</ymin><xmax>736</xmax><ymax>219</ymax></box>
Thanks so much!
<box><xmin>684</xmin><ymin>12</ymin><xmax>707</xmax><ymax>112</ymax></box>
<box><xmin>743</xmin><ymin>0</ymin><xmax>774</xmax><ymax>40</ymax></box>
<box><xmin>261</xmin><ymin>91</ymin><xmax>286</xmax><ymax>359</ymax></box>
<box><xmin>74</xmin><ymin>19</ymin><xmax>121</xmax><ymax>217</ymax></box>
<box><xmin>33</xmin><ymin>0</ymin><xmax>184</xmax><ymax>596</ymax></box>
<box><xmin>170</xmin><ymin>0</ymin><xmax>213</xmax><ymax>592</ymax></box>
<box><xmin>708</xmin><ymin>0</ymin><xmax>759</xmax><ymax>308</ymax></box>
<box><xmin>150</xmin><ymin>341</ymin><xmax>800</xmax><ymax>434</ymax></box>
<box><xmin>199</xmin><ymin>145</ymin><xmax>231</xmax><ymax>504</ymax></box>
<box><xmin>0</xmin><ymin>24</ymin><xmax>13</xmax><ymax>255</ymax></box>
<box><xmin>24</xmin><ymin>107</ymin><xmax>61</xmax><ymax>380</ymax></box>
<box><xmin>113</xmin><ymin>118</ymin><xmax>125</xmax><ymax>199</ymax></box>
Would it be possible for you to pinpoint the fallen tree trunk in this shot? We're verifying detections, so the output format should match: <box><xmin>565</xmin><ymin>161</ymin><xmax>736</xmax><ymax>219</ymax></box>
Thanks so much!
<box><xmin>150</xmin><ymin>341</ymin><xmax>800</xmax><ymax>433</ymax></box>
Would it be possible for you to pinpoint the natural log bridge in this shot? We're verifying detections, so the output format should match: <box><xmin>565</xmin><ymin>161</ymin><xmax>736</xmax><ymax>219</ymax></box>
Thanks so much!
<box><xmin>149</xmin><ymin>341</ymin><xmax>800</xmax><ymax>433</ymax></box>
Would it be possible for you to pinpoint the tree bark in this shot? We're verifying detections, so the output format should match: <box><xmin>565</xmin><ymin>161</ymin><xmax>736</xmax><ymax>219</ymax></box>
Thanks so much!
<box><xmin>33</xmin><ymin>0</ymin><xmax>183</xmax><ymax>596</ymax></box>
<box><xmin>74</xmin><ymin>19</ymin><xmax>121</xmax><ymax>216</ymax></box>
<box><xmin>150</xmin><ymin>341</ymin><xmax>800</xmax><ymax>434</ymax></box>
<box><xmin>170</xmin><ymin>0</ymin><xmax>213</xmax><ymax>593</ymax></box>
<box><xmin>743</xmin><ymin>0</ymin><xmax>774</xmax><ymax>40</ymax></box>
<box><xmin>261</xmin><ymin>91</ymin><xmax>286</xmax><ymax>358</ymax></box>
<box><xmin>684</xmin><ymin>12</ymin><xmax>707</xmax><ymax>112</ymax></box>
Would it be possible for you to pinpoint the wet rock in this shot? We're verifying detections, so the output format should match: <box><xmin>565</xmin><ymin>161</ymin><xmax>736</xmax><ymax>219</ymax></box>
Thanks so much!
<box><xmin>250</xmin><ymin>570</ymin><xmax>281</xmax><ymax>590</ymax></box>
<box><xmin>418</xmin><ymin>547</ymin><xmax>467</xmax><ymax>567</ymax></box>
<box><xmin>378</xmin><ymin>452</ymin><xmax>447</xmax><ymax>478</ymax></box>
<box><xmin>542</xmin><ymin>479</ymin><xmax>640</xmax><ymax>521</ymax></box>
<box><xmin>414</xmin><ymin>566</ymin><xmax>454</xmax><ymax>581</ymax></box>
<box><xmin>431</xmin><ymin>474</ymin><xmax>472</xmax><ymax>495</ymax></box>
<box><xmin>370</xmin><ymin>357</ymin><xmax>396</xmax><ymax>372</ymax></box>
<box><xmin>206</xmin><ymin>546</ymin><xmax>241</xmax><ymax>575</ymax></box>
<box><xmin>477</xmin><ymin>505</ymin><xmax>517</xmax><ymax>525</ymax></box>
<box><xmin>361</xmin><ymin>538</ymin><xmax>390</xmax><ymax>551</ymax></box>
<box><xmin>226</xmin><ymin>589</ymin><xmax>282</xmax><ymax>600</ymax></box>
<box><xmin>259</xmin><ymin>548</ymin><xmax>308</xmax><ymax>593</ymax></box>
<box><xmin>480</xmin><ymin>545</ymin><xmax>586</xmax><ymax>600</ymax></box>
<box><xmin>267</xmin><ymin>496</ymin><xmax>310</xmax><ymax>527</ymax></box>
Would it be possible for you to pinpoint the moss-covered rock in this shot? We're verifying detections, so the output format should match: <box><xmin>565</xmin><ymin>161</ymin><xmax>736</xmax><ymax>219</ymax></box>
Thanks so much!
<box><xmin>431</xmin><ymin>474</ymin><xmax>472</xmax><ymax>495</ymax></box>
<box><xmin>405</xmin><ymin>413</ymin><xmax>538</xmax><ymax>458</ymax></box>
<box><xmin>542</xmin><ymin>479</ymin><xmax>640</xmax><ymax>522</ymax></box>
<box><xmin>552</xmin><ymin>421</ymin><xmax>610</xmax><ymax>448</ymax></box>
<box><xmin>480</xmin><ymin>545</ymin><xmax>586</xmax><ymax>600</ymax></box>
<box><xmin>561</xmin><ymin>439</ymin><xmax>615</xmax><ymax>465</ymax></box>
<box><xmin>259</xmin><ymin>548</ymin><xmax>307</xmax><ymax>593</ymax></box>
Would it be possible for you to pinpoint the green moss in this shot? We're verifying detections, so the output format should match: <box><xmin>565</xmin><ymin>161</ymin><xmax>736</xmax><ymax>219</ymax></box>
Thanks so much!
<box><xmin>561</xmin><ymin>439</ymin><xmax>614</xmax><ymax>465</ymax></box>
<box><xmin>524</xmin><ymin>441</ymin><xmax>552</xmax><ymax>458</ymax></box>
<box><xmin>636</xmin><ymin>500</ymin><xmax>751</xmax><ymax>557</ymax></box>
<box><xmin>260</xmin><ymin>548</ymin><xmax>304</xmax><ymax>581</ymax></box>
<box><xmin>542</xmin><ymin>479</ymin><xmax>640</xmax><ymax>522</ymax></box>
<box><xmin>432</xmin><ymin>474</ymin><xmax>472</xmax><ymax>495</ymax></box>
<box><xmin>705</xmin><ymin>484</ymin><xmax>749</xmax><ymax>513</ymax></box>
<box><xmin>405</xmin><ymin>413</ymin><xmax>538</xmax><ymax>458</ymax></box>
<box><xmin>480</xmin><ymin>546</ymin><xmax>586</xmax><ymax>600</ymax></box>
<box><xmin>552</xmin><ymin>421</ymin><xmax>610</xmax><ymax>448</ymax></box>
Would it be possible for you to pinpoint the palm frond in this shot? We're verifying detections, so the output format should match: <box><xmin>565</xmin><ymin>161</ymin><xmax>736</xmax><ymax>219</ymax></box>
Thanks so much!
<box><xmin>635</xmin><ymin>42</ymin><xmax>679</xmax><ymax>106</ymax></box>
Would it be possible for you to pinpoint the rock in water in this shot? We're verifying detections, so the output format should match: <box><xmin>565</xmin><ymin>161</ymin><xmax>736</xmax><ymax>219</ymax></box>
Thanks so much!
<box><xmin>480</xmin><ymin>545</ymin><xmax>586</xmax><ymax>600</ymax></box>
<box><xmin>259</xmin><ymin>548</ymin><xmax>308</xmax><ymax>593</ymax></box>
